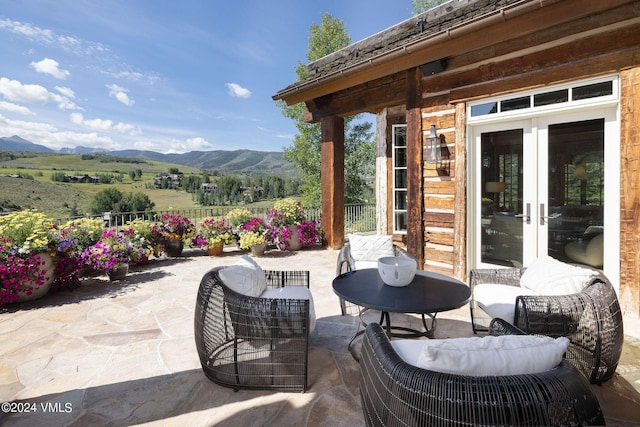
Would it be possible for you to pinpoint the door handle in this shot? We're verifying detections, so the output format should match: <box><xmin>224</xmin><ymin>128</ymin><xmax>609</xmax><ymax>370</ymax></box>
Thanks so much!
<box><xmin>540</xmin><ymin>203</ymin><xmax>546</xmax><ymax>225</ymax></box>
<box><xmin>524</xmin><ymin>203</ymin><xmax>531</xmax><ymax>224</ymax></box>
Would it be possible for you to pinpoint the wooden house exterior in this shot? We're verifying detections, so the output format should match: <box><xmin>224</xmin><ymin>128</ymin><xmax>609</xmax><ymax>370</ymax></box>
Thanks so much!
<box><xmin>273</xmin><ymin>0</ymin><xmax>640</xmax><ymax>318</ymax></box>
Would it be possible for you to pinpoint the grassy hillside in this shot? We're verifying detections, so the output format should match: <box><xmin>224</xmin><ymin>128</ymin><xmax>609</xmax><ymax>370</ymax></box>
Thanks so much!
<box><xmin>0</xmin><ymin>154</ymin><xmax>206</xmax><ymax>218</ymax></box>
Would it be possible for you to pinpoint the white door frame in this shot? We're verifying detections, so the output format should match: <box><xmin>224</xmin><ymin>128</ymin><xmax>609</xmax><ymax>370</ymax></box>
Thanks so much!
<box><xmin>467</xmin><ymin>92</ymin><xmax>620</xmax><ymax>290</ymax></box>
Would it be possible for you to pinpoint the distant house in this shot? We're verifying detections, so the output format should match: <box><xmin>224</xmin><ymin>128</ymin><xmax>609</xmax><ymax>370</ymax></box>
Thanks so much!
<box><xmin>200</xmin><ymin>183</ymin><xmax>218</xmax><ymax>193</ymax></box>
<box><xmin>274</xmin><ymin>0</ymin><xmax>640</xmax><ymax>317</ymax></box>
<box><xmin>64</xmin><ymin>174</ymin><xmax>99</xmax><ymax>184</ymax></box>
<box><xmin>153</xmin><ymin>173</ymin><xmax>181</xmax><ymax>189</ymax></box>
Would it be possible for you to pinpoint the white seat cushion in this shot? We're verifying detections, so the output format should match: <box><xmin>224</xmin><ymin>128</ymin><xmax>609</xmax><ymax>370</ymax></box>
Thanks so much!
<box><xmin>261</xmin><ymin>286</ymin><xmax>316</xmax><ymax>333</ymax></box>
<box><xmin>473</xmin><ymin>283</ymin><xmax>537</xmax><ymax>324</ymax></box>
<box><xmin>218</xmin><ymin>255</ymin><xmax>267</xmax><ymax>298</ymax></box>
<box><xmin>348</xmin><ymin>234</ymin><xmax>395</xmax><ymax>264</ymax></box>
<box><xmin>520</xmin><ymin>255</ymin><xmax>597</xmax><ymax>295</ymax></box>
<box><xmin>393</xmin><ymin>335</ymin><xmax>569</xmax><ymax>376</ymax></box>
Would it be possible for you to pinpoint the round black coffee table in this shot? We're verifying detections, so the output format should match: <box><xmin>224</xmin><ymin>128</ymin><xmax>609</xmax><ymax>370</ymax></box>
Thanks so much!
<box><xmin>333</xmin><ymin>268</ymin><xmax>470</xmax><ymax>359</ymax></box>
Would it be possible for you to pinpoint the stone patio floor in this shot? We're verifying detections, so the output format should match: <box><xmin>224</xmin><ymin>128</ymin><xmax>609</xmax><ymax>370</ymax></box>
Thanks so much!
<box><xmin>1</xmin><ymin>247</ymin><xmax>639</xmax><ymax>426</ymax></box>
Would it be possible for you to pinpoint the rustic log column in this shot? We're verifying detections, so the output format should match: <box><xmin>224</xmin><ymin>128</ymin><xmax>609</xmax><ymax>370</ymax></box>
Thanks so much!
<box><xmin>406</xmin><ymin>68</ymin><xmax>424</xmax><ymax>267</ymax></box>
<box><xmin>321</xmin><ymin>115</ymin><xmax>345</xmax><ymax>249</ymax></box>
<box><xmin>620</xmin><ymin>68</ymin><xmax>640</xmax><ymax>317</ymax></box>
<box><xmin>453</xmin><ymin>102</ymin><xmax>467</xmax><ymax>280</ymax></box>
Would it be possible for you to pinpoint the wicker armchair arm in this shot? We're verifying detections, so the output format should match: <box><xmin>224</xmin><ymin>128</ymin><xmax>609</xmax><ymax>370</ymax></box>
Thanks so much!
<box><xmin>488</xmin><ymin>317</ymin><xmax>526</xmax><ymax>336</ymax></box>
<box><xmin>469</xmin><ymin>267</ymin><xmax>524</xmax><ymax>289</ymax></box>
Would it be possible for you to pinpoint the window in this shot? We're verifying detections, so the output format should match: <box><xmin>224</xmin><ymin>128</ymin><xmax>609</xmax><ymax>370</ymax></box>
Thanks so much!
<box><xmin>392</xmin><ymin>125</ymin><xmax>407</xmax><ymax>233</ymax></box>
<box><xmin>468</xmin><ymin>76</ymin><xmax>618</xmax><ymax>120</ymax></box>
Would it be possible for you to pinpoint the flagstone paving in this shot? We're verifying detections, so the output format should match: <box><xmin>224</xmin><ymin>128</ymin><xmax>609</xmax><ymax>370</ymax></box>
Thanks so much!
<box><xmin>0</xmin><ymin>247</ymin><xmax>639</xmax><ymax>426</ymax></box>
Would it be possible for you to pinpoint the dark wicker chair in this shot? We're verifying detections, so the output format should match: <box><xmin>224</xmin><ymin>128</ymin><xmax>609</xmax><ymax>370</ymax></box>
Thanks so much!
<box><xmin>470</xmin><ymin>266</ymin><xmax>624</xmax><ymax>383</ymax></box>
<box><xmin>194</xmin><ymin>267</ymin><xmax>311</xmax><ymax>392</ymax></box>
<box><xmin>336</xmin><ymin>241</ymin><xmax>409</xmax><ymax>315</ymax></box>
<box><xmin>359</xmin><ymin>320</ymin><xmax>605</xmax><ymax>427</ymax></box>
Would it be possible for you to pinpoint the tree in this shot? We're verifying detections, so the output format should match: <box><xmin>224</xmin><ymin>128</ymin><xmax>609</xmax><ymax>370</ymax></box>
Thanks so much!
<box><xmin>90</xmin><ymin>188</ymin><xmax>154</xmax><ymax>215</ymax></box>
<box><xmin>90</xmin><ymin>188</ymin><xmax>124</xmax><ymax>214</ymax></box>
<box><xmin>412</xmin><ymin>0</ymin><xmax>448</xmax><ymax>14</ymax></box>
<box><xmin>278</xmin><ymin>13</ymin><xmax>375</xmax><ymax>206</ymax></box>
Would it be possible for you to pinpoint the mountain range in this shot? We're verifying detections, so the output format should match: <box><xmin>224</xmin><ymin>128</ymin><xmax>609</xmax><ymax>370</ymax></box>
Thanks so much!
<box><xmin>0</xmin><ymin>135</ymin><xmax>299</xmax><ymax>177</ymax></box>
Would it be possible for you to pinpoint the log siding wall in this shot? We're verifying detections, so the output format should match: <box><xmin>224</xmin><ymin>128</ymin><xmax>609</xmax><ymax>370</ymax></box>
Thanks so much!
<box><xmin>422</xmin><ymin>104</ymin><xmax>457</xmax><ymax>275</ymax></box>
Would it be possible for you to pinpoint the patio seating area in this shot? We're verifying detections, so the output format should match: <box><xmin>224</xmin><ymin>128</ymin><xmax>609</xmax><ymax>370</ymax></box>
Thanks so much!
<box><xmin>1</xmin><ymin>247</ymin><xmax>640</xmax><ymax>426</ymax></box>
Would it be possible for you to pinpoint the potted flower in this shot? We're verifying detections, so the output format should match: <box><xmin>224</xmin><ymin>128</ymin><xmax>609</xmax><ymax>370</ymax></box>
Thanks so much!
<box><xmin>152</xmin><ymin>213</ymin><xmax>195</xmax><ymax>257</ymax></box>
<box><xmin>297</xmin><ymin>217</ymin><xmax>322</xmax><ymax>248</ymax></box>
<box><xmin>81</xmin><ymin>229</ymin><xmax>141</xmax><ymax>280</ymax></box>
<box><xmin>238</xmin><ymin>217</ymin><xmax>271</xmax><ymax>256</ymax></box>
<box><xmin>191</xmin><ymin>217</ymin><xmax>234</xmax><ymax>255</ymax></box>
<box><xmin>0</xmin><ymin>210</ymin><xmax>57</xmax><ymax>304</ymax></box>
<box><xmin>226</xmin><ymin>207</ymin><xmax>252</xmax><ymax>234</ymax></box>
<box><xmin>56</xmin><ymin>217</ymin><xmax>104</xmax><ymax>256</ymax></box>
<box><xmin>266</xmin><ymin>198</ymin><xmax>307</xmax><ymax>251</ymax></box>
<box><xmin>124</xmin><ymin>218</ymin><xmax>157</xmax><ymax>264</ymax></box>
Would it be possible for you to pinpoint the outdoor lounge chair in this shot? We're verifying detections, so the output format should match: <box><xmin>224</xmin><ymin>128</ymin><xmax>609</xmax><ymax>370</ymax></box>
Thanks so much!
<box><xmin>194</xmin><ymin>259</ymin><xmax>313</xmax><ymax>392</ymax></box>
<box><xmin>359</xmin><ymin>319</ymin><xmax>605</xmax><ymax>427</ymax></box>
<box><xmin>469</xmin><ymin>257</ymin><xmax>624</xmax><ymax>383</ymax></box>
<box><xmin>336</xmin><ymin>234</ymin><xmax>409</xmax><ymax>315</ymax></box>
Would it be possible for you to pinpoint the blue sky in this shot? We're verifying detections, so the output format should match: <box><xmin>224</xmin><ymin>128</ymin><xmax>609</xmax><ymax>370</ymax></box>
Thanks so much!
<box><xmin>0</xmin><ymin>1</ymin><xmax>415</xmax><ymax>154</ymax></box>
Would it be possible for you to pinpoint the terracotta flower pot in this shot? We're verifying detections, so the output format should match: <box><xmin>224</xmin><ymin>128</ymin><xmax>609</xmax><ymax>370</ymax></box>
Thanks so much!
<box><xmin>207</xmin><ymin>245</ymin><xmax>224</xmax><ymax>256</ymax></box>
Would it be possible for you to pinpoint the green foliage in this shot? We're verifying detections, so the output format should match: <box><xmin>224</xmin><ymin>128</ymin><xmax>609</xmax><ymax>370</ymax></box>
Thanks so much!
<box><xmin>90</xmin><ymin>188</ymin><xmax>155</xmax><ymax>215</ymax></box>
<box><xmin>279</xmin><ymin>13</ymin><xmax>375</xmax><ymax>206</ymax></box>
<box><xmin>81</xmin><ymin>153</ymin><xmax>147</xmax><ymax>164</ymax></box>
<box><xmin>412</xmin><ymin>0</ymin><xmax>448</xmax><ymax>14</ymax></box>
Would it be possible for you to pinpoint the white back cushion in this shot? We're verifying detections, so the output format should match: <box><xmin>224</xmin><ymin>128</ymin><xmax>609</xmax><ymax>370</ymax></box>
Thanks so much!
<box><xmin>392</xmin><ymin>335</ymin><xmax>569</xmax><ymax>376</ymax></box>
<box><xmin>473</xmin><ymin>283</ymin><xmax>537</xmax><ymax>324</ymax></box>
<box><xmin>348</xmin><ymin>234</ymin><xmax>395</xmax><ymax>262</ymax></box>
<box><xmin>218</xmin><ymin>255</ymin><xmax>267</xmax><ymax>297</ymax></box>
<box><xmin>520</xmin><ymin>255</ymin><xmax>597</xmax><ymax>295</ymax></box>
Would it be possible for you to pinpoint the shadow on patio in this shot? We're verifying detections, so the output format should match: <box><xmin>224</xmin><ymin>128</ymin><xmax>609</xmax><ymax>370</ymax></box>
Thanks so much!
<box><xmin>1</xmin><ymin>248</ymin><xmax>639</xmax><ymax>426</ymax></box>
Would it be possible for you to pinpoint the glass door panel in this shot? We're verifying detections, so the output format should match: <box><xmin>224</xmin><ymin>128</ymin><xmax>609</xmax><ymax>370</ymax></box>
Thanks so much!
<box><xmin>546</xmin><ymin>119</ymin><xmax>604</xmax><ymax>267</ymax></box>
<box><xmin>480</xmin><ymin>129</ymin><xmax>524</xmax><ymax>266</ymax></box>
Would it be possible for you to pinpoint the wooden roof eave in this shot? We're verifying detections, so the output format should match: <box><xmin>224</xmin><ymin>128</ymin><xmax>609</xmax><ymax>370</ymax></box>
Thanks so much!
<box><xmin>272</xmin><ymin>0</ymin><xmax>634</xmax><ymax>108</ymax></box>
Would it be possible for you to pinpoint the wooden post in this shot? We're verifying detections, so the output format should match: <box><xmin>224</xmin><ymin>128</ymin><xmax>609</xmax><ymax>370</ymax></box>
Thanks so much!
<box><xmin>406</xmin><ymin>68</ymin><xmax>424</xmax><ymax>267</ymax></box>
<box><xmin>321</xmin><ymin>115</ymin><xmax>345</xmax><ymax>249</ymax></box>
<box><xmin>453</xmin><ymin>102</ymin><xmax>467</xmax><ymax>280</ymax></box>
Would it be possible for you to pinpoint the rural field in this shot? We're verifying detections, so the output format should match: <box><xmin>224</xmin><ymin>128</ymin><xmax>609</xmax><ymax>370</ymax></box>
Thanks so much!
<box><xmin>0</xmin><ymin>152</ymin><xmax>271</xmax><ymax>219</ymax></box>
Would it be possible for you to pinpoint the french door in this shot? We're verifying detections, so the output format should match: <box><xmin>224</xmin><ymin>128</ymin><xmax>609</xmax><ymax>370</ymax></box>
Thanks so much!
<box><xmin>471</xmin><ymin>107</ymin><xmax>618</xmax><ymax>276</ymax></box>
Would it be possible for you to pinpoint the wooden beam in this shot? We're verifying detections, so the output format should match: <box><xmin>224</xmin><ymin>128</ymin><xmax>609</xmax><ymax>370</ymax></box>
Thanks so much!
<box><xmin>405</xmin><ymin>68</ymin><xmax>424</xmax><ymax>268</ymax></box>
<box><xmin>442</xmin><ymin>24</ymin><xmax>640</xmax><ymax>101</ymax></box>
<box><xmin>306</xmin><ymin>72</ymin><xmax>406</xmax><ymax>122</ymax></box>
<box><xmin>321</xmin><ymin>116</ymin><xmax>345</xmax><ymax>249</ymax></box>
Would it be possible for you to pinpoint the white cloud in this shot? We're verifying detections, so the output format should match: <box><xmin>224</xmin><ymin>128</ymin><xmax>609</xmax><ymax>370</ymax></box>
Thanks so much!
<box><xmin>55</xmin><ymin>86</ymin><xmax>75</xmax><ymax>98</ymax></box>
<box><xmin>0</xmin><ymin>77</ymin><xmax>80</xmax><ymax>110</ymax></box>
<box><xmin>106</xmin><ymin>83</ymin><xmax>135</xmax><ymax>106</ymax></box>
<box><xmin>0</xmin><ymin>101</ymin><xmax>34</xmax><ymax>115</ymax></box>
<box><xmin>0</xmin><ymin>18</ymin><xmax>107</xmax><ymax>55</ymax></box>
<box><xmin>165</xmin><ymin>137</ymin><xmax>213</xmax><ymax>154</ymax></box>
<box><xmin>0</xmin><ymin>113</ymin><xmax>119</xmax><ymax>151</ymax></box>
<box><xmin>69</xmin><ymin>112</ymin><xmax>141</xmax><ymax>135</ymax></box>
<box><xmin>31</xmin><ymin>58</ymin><xmax>70</xmax><ymax>80</ymax></box>
<box><xmin>226</xmin><ymin>83</ymin><xmax>251</xmax><ymax>99</ymax></box>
